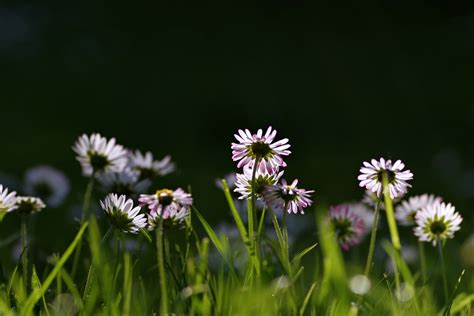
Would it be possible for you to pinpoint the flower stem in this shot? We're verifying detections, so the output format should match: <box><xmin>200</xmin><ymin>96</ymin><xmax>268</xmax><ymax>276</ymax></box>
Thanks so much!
<box><xmin>72</xmin><ymin>175</ymin><xmax>95</xmax><ymax>279</ymax></box>
<box><xmin>381</xmin><ymin>171</ymin><xmax>401</xmax><ymax>297</ymax></box>
<box><xmin>21</xmin><ymin>215</ymin><xmax>28</xmax><ymax>289</ymax></box>
<box><xmin>156</xmin><ymin>218</ymin><xmax>168</xmax><ymax>315</ymax></box>
<box><xmin>437</xmin><ymin>239</ymin><xmax>449</xmax><ymax>304</ymax></box>
<box><xmin>418</xmin><ymin>241</ymin><xmax>427</xmax><ymax>284</ymax></box>
<box><xmin>381</xmin><ymin>172</ymin><xmax>401</xmax><ymax>251</ymax></box>
<box><xmin>81</xmin><ymin>175</ymin><xmax>95</xmax><ymax>222</ymax></box>
<box><xmin>363</xmin><ymin>200</ymin><xmax>380</xmax><ymax>278</ymax></box>
<box><xmin>250</xmin><ymin>158</ymin><xmax>261</xmax><ymax>270</ymax></box>
<box><xmin>282</xmin><ymin>204</ymin><xmax>289</xmax><ymax>259</ymax></box>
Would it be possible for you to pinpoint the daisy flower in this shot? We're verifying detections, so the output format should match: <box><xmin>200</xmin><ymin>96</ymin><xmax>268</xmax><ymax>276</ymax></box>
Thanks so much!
<box><xmin>147</xmin><ymin>203</ymin><xmax>190</xmax><ymax>230</ymax></box>
<box><xmin>234</xmin><ymin>166</ymin><xmax>284</xmax><ymax>200</ymax></box>
<box><xmin>348</xmin><ymin>202</ymin><xmax>374</xmax><ymax>235</ymax></box>
<box><xmin>97</xmin><ymin>168</ymin><xmax>150</xmax><ymax>196</ymax></box>
<box><xmin>329</xmin><ymin>204</ymin><xmax>365</xmax><ymax>251</ymax></box>
<box><xmin>414</xmin><ymin>202</ymin><xmax>462</xmax><ymax>246</ymax></box>
<box><xmin>72</xmin><ymin>133</ymin><xmax>128</xmax><ymax>176</ymax></box>
<box><xmin>24</xmin><ymin>165</ymin><xmax>70</xmax><ymax>207</ymax></box>
<box><xmin>100</xmin><ymin>193</ymin><xmax>147</xmax><ymax>234</ymax></box>
<box><xmin>358</xmin><ymin>158</ymin><xmax>413</xmax><ymax>199</ymax></box>
<box><xmin>15</xmin><ymin>196</ymin><xmax>46</xmax><ymax>215</ymax></box>
<box><xmin>396</xmin><ymin>194</ymin><xmax>443</xmax><ymax>226</ymax></box>
<box><xmin>263</xmin><ymin>179</ymin><xmax>314</xmax><ymax>214</ymax></box>
<box><xmin>0</xmin><ymin>185</ymin><xmax>18</xmax><ymax>214</ymax></box>
<box><xmin>128</xmin><ymin>150</ymin><xmax>176</xmax><ymax>180</ymax></box>
<box><xmin>231</xmin><ymin>126</ymin><xmax>291</xmax><ymax>173</ymax></box>
<box><xmin>139</xmin><ymin>188</ymin><xmax>193</xmax><ymax>217</ymax></box>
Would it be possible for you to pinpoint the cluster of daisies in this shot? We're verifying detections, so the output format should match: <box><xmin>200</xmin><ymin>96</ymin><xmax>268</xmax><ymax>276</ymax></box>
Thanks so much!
<box><xmin>329</xmin><ymin>158</ymin><xmax>463</xmax><ymax>251</ymax></box>
<box><xmin>72</xmin><ymin>133</ymin><xmax>192</xmax><ymax>234</ymax></box>
<box><xmin>231</xmin><ymin>126</ymin><xmax>314</xmax><ymax>214</ymax></box>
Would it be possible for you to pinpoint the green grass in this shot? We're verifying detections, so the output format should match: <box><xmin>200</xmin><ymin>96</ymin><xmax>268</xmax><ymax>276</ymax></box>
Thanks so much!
<box><xmin>0</xmin><ymin>185</ymin><xmax>472</xmax><ymax>315</ymax></box>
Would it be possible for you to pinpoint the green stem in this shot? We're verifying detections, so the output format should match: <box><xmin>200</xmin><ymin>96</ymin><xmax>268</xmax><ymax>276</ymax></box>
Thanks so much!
<box><xmin>363</xmin><ymin>200</ymin><xmax>380</xmax><ymax>278</ymax></box>
<box><xmin>381</xmin><ymin>172</ymin><xmax>401</xmax><ymax>250</ymax></box>
<box><xmin>437</xmin><ymin>239</ymin><xmax>449</xmax><ymax>304</ymax></box>
<box><xmin>418</xmin><ymin>241</ymin><xmax>427</xmax><ymax>284</ymax></box>
<box><xmin>21</xmin><ymin>216</ymin><xmax>28</xmax><ymax>290</ymax></box>
<box><xmin>72</xmin><ymin>175</ymin><xmax>95</xmax><ymax>279</ymax></box>
<box><xmin>81</xmin><ymin>175</ymin><xmax>95</xmax><ymax>222</ymax></box>
<box><xmin>282</xmin><ymin>205</ymin><xmax>289</xmax><ymax>259</ymax></box>
<box><xmin>250</xmin><ymin>158</ymin><xmax>261</xmax><ymax>273</ymax></box>
<box><xmin>156</xmin><ymin>218</ymin><xmax>168</xmax><ymax>315</ymax></box>
<box><xmin>382</xmin><ymin>171</ymin><xmax>401</xmax><ymax>297</ymax></box>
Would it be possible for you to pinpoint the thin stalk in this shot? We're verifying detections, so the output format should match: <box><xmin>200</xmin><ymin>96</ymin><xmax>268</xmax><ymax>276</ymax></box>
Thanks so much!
<box><xmin>382</xmin><ymin>172</ymin><xmax>401</xmax><ymax>297</ymax></box>
<box><xmin>282</xmin><ymin>204</ymin><xmax>289</xmax><ymax>258</ymax></box>
<box><xmin>363</xmin><ymin>200</ymin><xmax>380</xmax><ymax>277</ymax></box>
<box><xmin>21</xmin><ymin>216</ymin><xmax>28</xmax><ymax>290</ymax></box>
<box><xmin>156</xmin><ymin>218</ymin><xmax>168</xmax><ymax>315</ymax></box>
<box><xmin>437</xmin><ymin>239</ymin><xmax>449</xmax><ymax>304</ymax></box>
<box><xmin>381</xmin><ymin>172</ymin><xmax>401</xmax><ymax>250</ymax></box>
<box><xmin>72</xmin><ymin>175</ymin><xmax>95</xmax><ymax>278</ymax></box>
<box><xmin>250</xmin><ymin>158</ymin><xmax>261</xmax><ymax>276</ymax></box>
<box><xmin>418</xmin><ymin>241</ymin><xmax>427</xmax><ymax>284</ymax></box>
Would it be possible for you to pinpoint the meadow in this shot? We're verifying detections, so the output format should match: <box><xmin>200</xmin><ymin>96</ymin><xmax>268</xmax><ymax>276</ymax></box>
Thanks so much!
<box><xmin>0</xmin><ymin>128</ymin><xmax>472</xmax><ymax>315</ymax></box>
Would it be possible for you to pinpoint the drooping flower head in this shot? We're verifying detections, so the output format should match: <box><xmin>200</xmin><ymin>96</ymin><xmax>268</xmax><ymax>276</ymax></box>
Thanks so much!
<box><xmin>329</xmin><ymin>204</ymin><xmax>365</xmax><ymax>251</ymax></box>
<box><xmin>234</xmin><ymin>166</ymin><xmax>284</xmax><ymax>200</ymax></box>
<box><xmin>128</xmin><ymin>150</ymin><xmax>176</xmax><ymax>181</ymax></box>
<box><xmin>396</xmin><ymin>194</ymin><xmax>443</xmax><ymax>226</ymax></box>
<box><xmin>231</xmin><ymin>126</ymin><xmax>291</xmax><ymax>174</ymax></box>
<box><xmin>147</xmin><ymin>203</ymin><xmax>190</xmax><ymax>230</ymax></box>
<box><xmin>14</xmin><ymin>196</ymin><xmax>46</xmax><ymax>215</ymax></box>
<box><xmin>24</xmin><ymin>165</ymin><xmax>70</xmax><ymax>207</ymax></box>
<box><xmin>138</xmin><ymin>188</ymin><xmax>193</xmax><ymax>228</ymax></box>
<box><xmin>358</xmin><ymin>158</ymin><xmax>413</xmax><ymax>199</ymax></box>
<box><xmin>97</xmin><ymin>168</ymin><xmax>150</xmax><ymax>197</ymax></box>
<box><xmin>263</xmin><ymin>179</ymin><xmax>314</xmax><ymax>214</ymax></box>
<box><xmin>139</xmin><ymin>188</ymin><xmax>193</xmax><ymax>229</ymax></box>
<box><xmin>0</xmin><ymin>185</ymin><xmax>18</xmax><ymax>214</ymax></box>
<box><xmin>72</xmin><ymin>133</ymin><xmax>128</xmax><ymax>176</ymax></box>
<box><xmin>414</xmin><ymin>202</ymin><xmax>462</xmax><ymax>246</ymax></box>
<box><xmin>100</xmin><ymin>193</ymin><xmax>147</xmax><ymax>234</ymax></box>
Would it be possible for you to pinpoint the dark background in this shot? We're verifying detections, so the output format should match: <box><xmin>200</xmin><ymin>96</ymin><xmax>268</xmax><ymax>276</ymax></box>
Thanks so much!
<box><xmin>1</xmin><ymin>1</ymin><xmax>474</xmax><ymax>254</ymax></box>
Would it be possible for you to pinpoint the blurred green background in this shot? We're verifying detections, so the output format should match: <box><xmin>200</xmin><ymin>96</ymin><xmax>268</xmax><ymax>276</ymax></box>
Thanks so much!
<box><xmin>1</xmin><ymin>1</ymin><xmax>474</xmax><ymax>258</ymax></box>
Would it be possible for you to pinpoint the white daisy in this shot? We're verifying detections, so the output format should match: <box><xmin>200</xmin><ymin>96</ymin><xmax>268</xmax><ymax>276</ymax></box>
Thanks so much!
<box><xmin>15</xmin><ymin>196</ymin><xmax>46</xmax><ymax>215</ymax></box>
<box><xmin>97</xmin><ymin>168</ymin><xmax>150</xmax><ymax>196</ymax></box>
<box><xmin>128</xmin><ymin>150</ymin><xmax>176</xmax><ymax>180</ymax></box>
<box><xmin>100</xmin><ymin>193</ymin><xmax>147</xmax><ymax>234</ymax></box>
<box><xmin>396</xmin><ymin>194</ymin><xmax>443</xmax><ymax>226</ymax></box>
<box><xmin>24</xmin><ymin>165</ymin><xmax>70</xmax><ymax>207</ymax></box>
<box><xmin>147</xmin><ymin>203</ymin><xmax>190</xmax><ymax>230</ymax></box>
<box><xmin>139</xmin><ymin>188</ymin><xmax>193</xmax><ymax>224</ymax></box>
<box><xmin>263</xmin><ymin>179</ymin><xmax>314</xmax><ymax>214</ymax></box>
<box><xmin>414</xmin><ymin>202</ymin><xmax>462</xmax><ymax>246</ymax></box>
<box><xmin>0</xmin><ymin>185</ymin><xmax>18</xmax><ymax>214</ymax></box>
<box><xmin>358</xmin><ymin>158</ymin><xmax>413</xmax><ymax>199</ymax></box>
<box><xmin>234</xmin><ymin>166</ymin><xmax>284</xmax><ymax>200</ymax></box>
<box><xmin>329</xmin><ymin>204</ymin><xmax>365</xmax><ymax>251</ymax></box>
<box><xmin>72</xmin><ymin>133</ymin><xmax>128</xmax><ymax>176</ymax></box>
<box><xmin>231</xmin><ymin>126</ymin><xmax>291</xmax><ymax>174</ymax></box>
